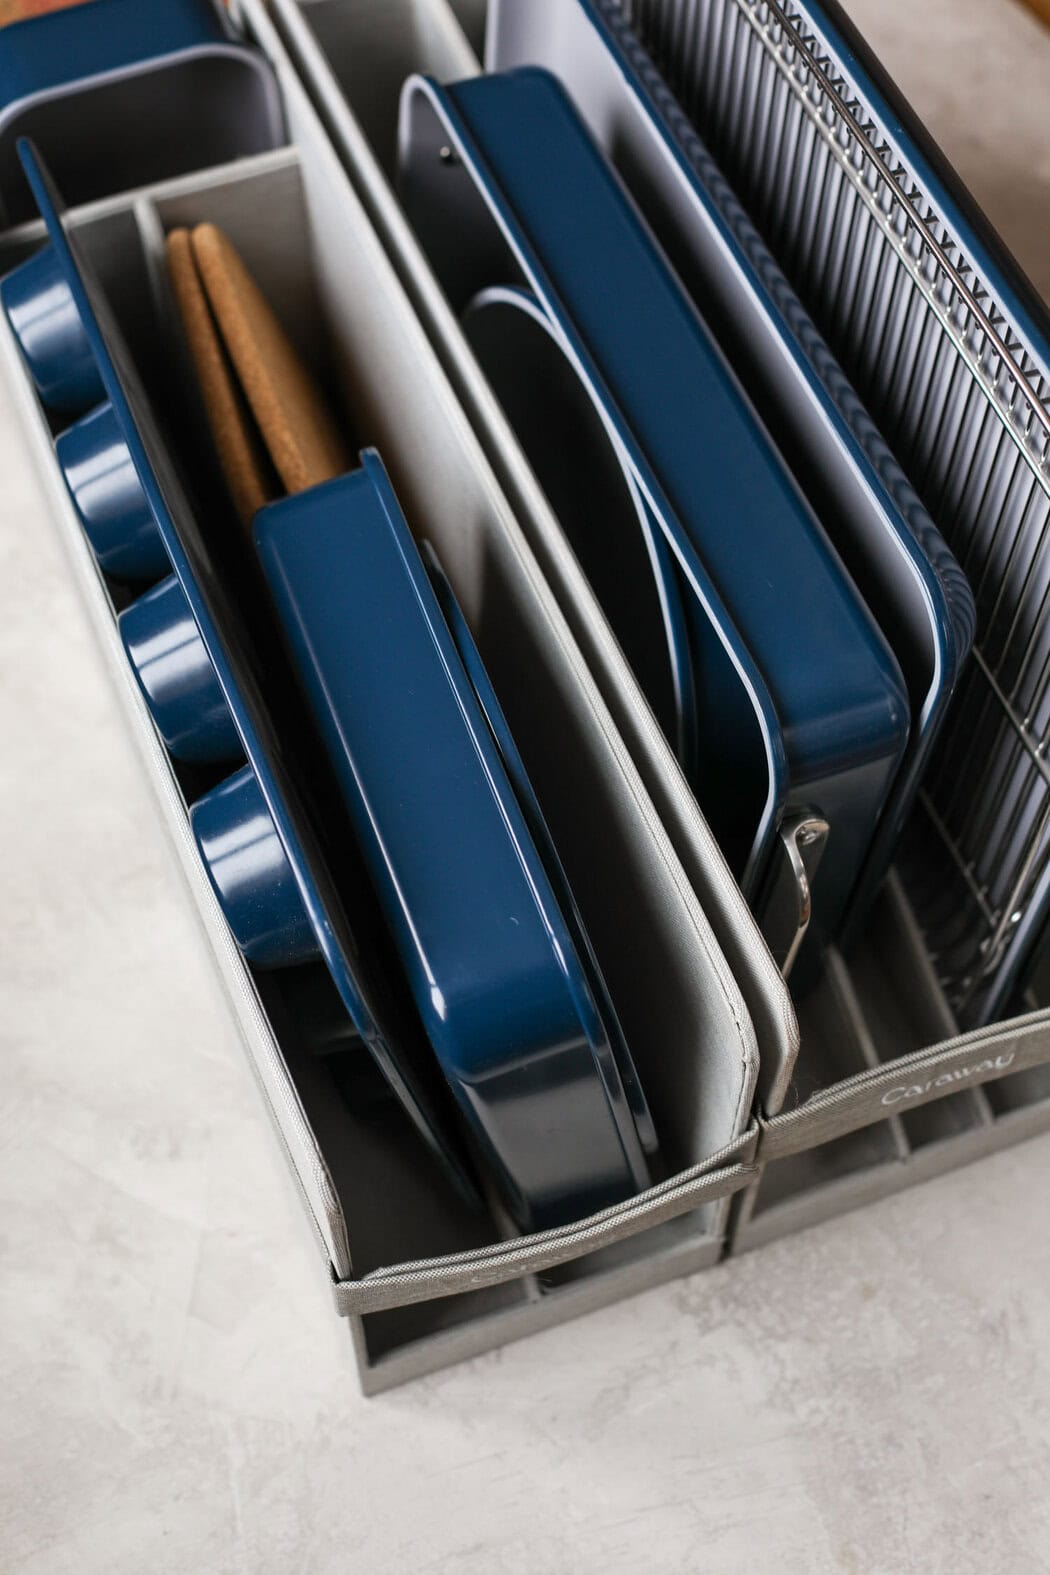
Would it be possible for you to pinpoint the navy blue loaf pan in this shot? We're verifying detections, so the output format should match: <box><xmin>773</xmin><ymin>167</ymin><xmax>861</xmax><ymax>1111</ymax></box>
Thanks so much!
<box><xmin>253</xmin><ymin>451</ymin><xmax>656</xmax><ymax>1229</ymax></box>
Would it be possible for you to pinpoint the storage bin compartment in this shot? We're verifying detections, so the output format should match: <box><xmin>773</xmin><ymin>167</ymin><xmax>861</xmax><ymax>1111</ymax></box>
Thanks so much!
<box><xmin>282</xmin><ymin>0</ymin><xmax>478</xmax><ymax>175</ymax></box>
<box><xmin>9</xmin><ymin>0</ymin><xmax>1050</xmax><ymax>1388</ymax></box>
<box><xmin>266</xmin><ymin>0</ymin><xmax>1050</xmax><ymax>1251</ymax></box>
<box><xmin>0</xmin><ymin>21</ymin><xmax>764</xmax><ymax>1382</ymax></box>
<box><xmin>0</xmin><ymin>0</ymin><xmax>286</xmax><ymax>226</ymax></box>
<box><xmin>126</xmin><ymin>146</ymin><xmax>755</xmax><ymax>1203</ymax></box>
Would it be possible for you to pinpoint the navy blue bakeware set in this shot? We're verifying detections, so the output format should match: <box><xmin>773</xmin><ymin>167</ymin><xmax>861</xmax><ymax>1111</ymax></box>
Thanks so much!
<box><xmin>0</xmin><ymin>0</ymin><xmax>667</xmax><ymax>1232</ymax></box>
<box><xmin>4</xmin><ymin>0</ymin><xmax>1050</xmax><ymax>1262</ymax></box>
<box><xmin>0</xmin><ymin>126</ymin><xmax>660</xmax><ymax>1231</ymax></box>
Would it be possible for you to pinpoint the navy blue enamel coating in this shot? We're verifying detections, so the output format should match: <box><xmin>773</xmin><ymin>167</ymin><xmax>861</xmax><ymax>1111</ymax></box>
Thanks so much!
<box><xmin>502</xmin><ymin>0</ymin><xmax>975</xmax><ymax>933</ymax></box>
<box><xmin>0</xmin><ymin>244</ymin><xmax>102</xmax><ymax>411</ymax></box>
<box><xmin>253</xmin><ymin>453</ymin><xmax>652</xmax><ymax>1228</ymax></box>
<box><xmin>425</xmin><ymin>545</ymin><xmax>659</xmax><ymax>1162</ymax></box>
<box><xmin>191</xmin><ymin>766</ymin><xmax>317</xmax><ymax>970</ymax></box>
<box><xmin>402</xmin><ymin>70</ymin><xmax>910</xmax><ymax>933</ymax></box>
<box><xmin>120</xmin><ymin>574</ymin><xmax>242</xmax><ymax>763</ymax></box>
<box><xmin>56</xmin><ymin>399</ymin><xmax>169</xmax><ymax>579</ymax></box>
<box><xmin>11</xmin><ymin>141</ymin><xmax>477</xmax><ymax>1203</ymax></box>
<box><xmin>439</xmin><ymin>71</ymin><xmax>909</xmax><ymax>771</ymax></box>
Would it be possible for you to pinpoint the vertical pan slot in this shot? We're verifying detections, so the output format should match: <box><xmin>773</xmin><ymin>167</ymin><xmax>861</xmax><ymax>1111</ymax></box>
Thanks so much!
<box><xmin>844</xmin><ymin>874</ymin><xmax>994</xmax><ymax>1145</ymax></box>
<box><xmin>535</xmin><ymin>1208</ymin><xmax>722</xmax><ymax>1291</ymax></box>
<box><xmin>444</xmin><ymin>0</ymin><xmax>486</xmax><ymax>57</ymax></box>
<box><xmin>288</xmin><ymin>0</ymin><xmax>479</xmax><ymax>177</ymax></box>
<box><xmin>52</xmin><ymin>163</ymin><xmax>495</xmax><ymax>1235</ymax></box>
<box><xmin>749</xmin><ymin>949</ymin><xmax>906</xmax><ymax>1220</ymax></box>
<box><xmin>983</xmin><ymin>946</ymin><xmax>1050</xmax><ymax>1115</ymax></box>
<box><xmin>22</xmin><ymin>111</ymin><xmax>759</xmax><ymax>1281</ymax></box>
<box><xmin>260</xmin><ymin>969</ymin><xmax>513</xmax><ymax>1269</ymax></box>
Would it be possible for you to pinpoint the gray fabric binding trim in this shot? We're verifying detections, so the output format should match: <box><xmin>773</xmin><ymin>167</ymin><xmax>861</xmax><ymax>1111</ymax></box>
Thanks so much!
<box><xmin>332</xmin><ymin>1129</ymin><xmax>759</xmax><ymax>1315</ymax></box>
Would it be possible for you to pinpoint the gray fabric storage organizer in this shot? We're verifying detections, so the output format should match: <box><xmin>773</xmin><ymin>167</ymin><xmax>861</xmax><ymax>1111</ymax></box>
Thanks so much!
<box><xmin>257</xmin><ymin>0</ymin><xmax>1050</xmax><ymax>1275</ymax></box>
<box><xmin>264</xmin><ymin>0</ymin><xmax>1050</xmax><ymax>1259</ymax></box>
<box><xmin>5</xmin><ymin>0</ymin><xmax>1050</xmax><ymax>1392</ymax></box>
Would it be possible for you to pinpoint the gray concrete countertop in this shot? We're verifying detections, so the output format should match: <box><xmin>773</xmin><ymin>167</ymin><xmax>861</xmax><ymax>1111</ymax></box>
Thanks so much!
<box><xmin>2</xmin><ymin>2</ymin><xmax>1049</xmax><ymax>1571</ymax></box>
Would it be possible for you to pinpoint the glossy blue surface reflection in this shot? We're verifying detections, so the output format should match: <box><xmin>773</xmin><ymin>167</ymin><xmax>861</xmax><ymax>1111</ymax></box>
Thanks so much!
<box><xmin>191</xmin><ymin>766</ymin><xmax>317</xmax><ymax>970</ymax></box>
<box><xmin>1</xmin><ymin>244</ymin><xmax>103</xmax><ymax>412</ymax></box>
<box><xmin>254</xmin><ymin>453</ymin><xmax>652</xmax><ymax>1226</ymax></box>
<box><xmin>119</xmin><ymin>574</ymin><xmax>241</xmax><ymax>763</ymax></box>
<box><xmin>56</xmin><ymin>400</ymin><xmax>169</xmax><ymax>580</ymax></box>
<box><xmin>426</xmin><ymin>544</ymin><xmax>660</xmax><ymax>1162</ymax></box>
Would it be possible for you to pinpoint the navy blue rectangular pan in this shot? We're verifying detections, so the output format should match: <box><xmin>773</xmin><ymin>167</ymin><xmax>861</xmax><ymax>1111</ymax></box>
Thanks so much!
<box><xmin>486</xmin><ymin>0</ymin><xmax>976</xmax><ymax>944</ymax></box>
<box><xmin>2</xmin><ymin>140</ymin><xmax>480</xmax><ymax>1204</ymax></box>
<box><xmin>617</xmin><ymin>0</ymin><xmax>1050</xmax><ymax>1022</ymax></box>
<box><xmin>398</xmin><ymin>67</ymin><xmax>910</xmax><ymax>949</ymax></box>
<box><xmin>253</xmin><ymin>452</ymin><xmax>656</xmax><ymax>1229</ymax></box>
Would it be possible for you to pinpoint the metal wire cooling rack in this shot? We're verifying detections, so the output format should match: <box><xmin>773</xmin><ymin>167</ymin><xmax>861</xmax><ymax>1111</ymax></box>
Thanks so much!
<box><xmin>618</xmin><ymin>0</ymin><xmax>1050</xmax><ymax>1026</ymax></box>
